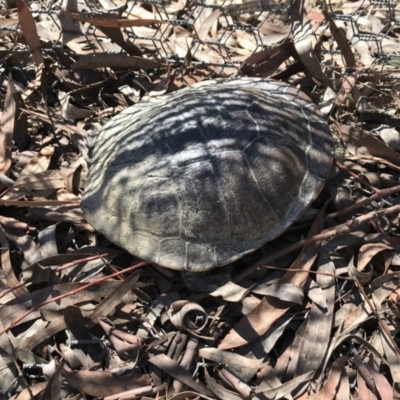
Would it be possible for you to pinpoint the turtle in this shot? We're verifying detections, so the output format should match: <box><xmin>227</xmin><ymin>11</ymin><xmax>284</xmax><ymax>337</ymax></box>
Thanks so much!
<box><xmin>81</xmin><ymin>78</ymin><xmax>334</xmax><ymax>290</ymax></box>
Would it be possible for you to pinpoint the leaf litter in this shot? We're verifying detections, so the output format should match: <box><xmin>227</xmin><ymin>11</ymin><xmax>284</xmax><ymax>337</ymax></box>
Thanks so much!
<box><xmin>1</xmin><ymin>0</ymin><xmax>400</xmax><ymax>398</ymax></box>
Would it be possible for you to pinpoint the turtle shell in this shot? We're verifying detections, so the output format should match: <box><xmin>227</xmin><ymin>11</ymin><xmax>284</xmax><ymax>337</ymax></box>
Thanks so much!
<box><xmin>82</xmin><ymin>78</ymin><xmax>333</xmax><ymax>272</ymax></box>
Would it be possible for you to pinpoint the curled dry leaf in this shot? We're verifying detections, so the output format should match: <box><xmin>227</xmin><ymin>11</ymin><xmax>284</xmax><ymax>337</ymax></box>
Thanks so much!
<box><xmin>357</xmin><ymin>242</ymin><xmax>394</xmax><ymax>272</ymax></box>
<box><xmin>196</xmin><ymin>10</ymin><xmax>221</xmax><ymax>42</ymax></box>
<box><xmin>37</xmin><ymin>222</ymin><xmax>66</xmax><ymax>259</ymax></box>
<box><xmin>219</xmin><ymin>368</ymin><xmax>252</xmax><ymax>397</ymax></box>
<box><xmin>378</xmin><ymin>327</ymin><xmax>400</xmax><ymax>384</ymax></box>
<box><xmin>348</xmin><ymin>256</ymin><xmax>373</xmax><ymax>285</ymax></box>
<box><xmin>169</xmin><ymin>302</ymin><xmax>208</xmax><ymax>332</ymax></box>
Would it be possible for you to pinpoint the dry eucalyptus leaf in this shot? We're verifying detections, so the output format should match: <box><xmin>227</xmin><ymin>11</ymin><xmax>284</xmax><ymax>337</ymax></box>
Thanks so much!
<box><xmin>71</xmin><ymin>54</ymin><xmax>167</xmax><ymax>70</ymax></box>
<box><xmin>168</xmin><ymin>302</ymin><xmax>208</xmax><ymax>332</ymax></box>
<box><xmin>63</xmin><ymin>367</ymin><xmax>151</xmax><ymax>397</ymax></box>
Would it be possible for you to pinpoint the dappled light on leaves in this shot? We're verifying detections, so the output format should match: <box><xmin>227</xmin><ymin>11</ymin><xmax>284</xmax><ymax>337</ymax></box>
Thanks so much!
<box><xmin>0</xmin><ymin>0</ymin><xmax>400</xmax><ymax>399</ymax></box>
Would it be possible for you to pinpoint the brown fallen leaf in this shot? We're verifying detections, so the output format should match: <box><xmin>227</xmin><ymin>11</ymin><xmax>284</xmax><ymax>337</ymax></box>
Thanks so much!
<box><xmin>293</xmin><ymin>258</ymin><xmax>335</xmax><ymax>380</ymax></box>
<box><xmin>0</xmin><ymin>18</ymin><xmax>19</xmax><ymax>28</ymax></box>
<box><xmin>99</xmin><ymin>319</ymin><xmax>144</xmax><ymax>358</ymax></box>
<box><xmin>241</xmin><ymin>43</ymin><xmax>295</xmax><ymax>76</ymax></box>
<box><xmin>292</xmin><ymin>21</ymin><xmax>332</xmax><ymax>88</ymax></box>
<box><xmin>20</xmin><ymin>316</ymin><xmax>66</xmax><ymax>351</ymax></box>
<box><xmin>204</xmin><ymin>367</ymin><xmax>242</xmax><ymax>400</ymax></box>
<box><xmin>71</xmin><ymin>53</ymin><xmax>167</xmax><ymax>70</ymax></box>
<box><xmin>57</xmin><ymin>0</ymin><xmax>82</xmax><ymax>46</ymax></box>
<box><xmin>342</xmin><ymin>274</ymin><xmax>399</xmax><ymax>333</ymax></box>
<box><xmin>357</xmin><ymin>242</ymin><xmax>394</xmax><ymax>272</ymax></box>
<box><xmin>0</xmin><ymin>281</ymin><xmax>121</xmax><ymax>328</ymax></box>
<box><xmin>63</xmin><ymin>367</ymin><xmax>151</xmax><ymax>397</ymax></box>
<box><xmin>314</xmin><ymin>356</ymin><xmax>350</xmax><ymax>400</ymax></box>
<box><xmin>323</xmin><ymin>10</ymin><xmax>355</xmax><ymax>68</ymax></box>
<box><xmin>61</xmin><ymin>9</ymin><xmax>165</xmax><ymax>28</ymax></box>
<box><xmin>199</xmin><ymin>347</ymin><xmax>267</xmax><ymax>370</ymax></box>
<box><xmin>149</xmin><ymin>353</ymin><xmax>213</xmax><ymax>397</ymax></box>
<box><xmin>218</xmin><ymin>296</ymin><xmax>290</xmax><ymax>350</ymax></box>
<box><xmin>252</xmin><ymin>370</ymin><xmax>315</xmax><ymax>399</ymax></box>
<box><xmin>27</xmin><ymin>205</ymin><xmax>84</xmax><ymax>224</ymax></box>
<box><xmin>17</xmin><ymin>145</ymin><xmax>54</xmax><ymax>181</ymax></box>
<box><xmin>21</xmin><ymin>63</ymin><xmax>44</xmax><ymax>100</ymax></box>
<box><xmin>220</xmin><ymin>207</ymin><xmax>326</xmax><ymax>350</ymax></box>
<box><xmin>0</xmin><ymin>75</ymin><xmax>14</xmax><ymax>177</ymax></box>
<box><xmin>0</xmin><ymin>223</ymin><xmax>29</xmax><ymax>297</ymax></box>
<box><xmin>8</xmin><ymin>382</ymin><xmax>47</xmax><ymax>400</ymax></box>
<box><xmin>197</xmin><ymin>10</ymin><xmax>221</xmax><ymax>42</ymax></box>
<box><xmin>6</xmin><ymin>169</ymin><xmax>81</xmax><ymax>195</ymax></box>
<box><xmin>17</xmin><ymin>0</ymin><xmax>43</xmax><ymax>66</ymax></box>
<box><xmin>339</xmin><ymin>124</ymin><xmax>400</xmax><ymax>167</ymax></box>
<box><xmin>338</xmin><ymin>71</ymin><xmax>361</xmax><ymax>104</ymax></box>
<box><xmin>0</xmin><ymin>199</ymin><xmax>79</xmax><ymax>207</ymax></box>
<box><xmin>41</xmin><ymin>361</ymin><xmax>64</xmax><ymax>400</ymax></box>
<box><xmin>366</xmin><ymin>358</ymin><xmax>393</xmax><ymax>400</ymax></box>
<box><xmin>89</xmin><ymin>270</ymin><xmax>142</xmax><ymax>324</ymax></box>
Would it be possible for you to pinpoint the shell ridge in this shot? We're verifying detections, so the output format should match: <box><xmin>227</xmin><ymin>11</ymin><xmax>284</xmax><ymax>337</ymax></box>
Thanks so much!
<box><xmin>82</xmin><ymin>79</ymin><xmax>334</xmax><ymax>272</ymax></box>
<box><xmin>242</xmin><ymin>151</ymin><xmax>280</xmax><ymax>222</ymax></box>
<box><xmin>204</xmin><ymin>91</ymin><xmax>234</xmax><ymax>240</ymax></box>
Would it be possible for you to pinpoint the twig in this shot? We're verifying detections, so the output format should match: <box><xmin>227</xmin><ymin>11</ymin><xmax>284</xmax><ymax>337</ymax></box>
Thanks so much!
<box><xmin>327</xmin><ymin>183</ymin><xmax>400</xmax><ymax>220</ymax></box>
